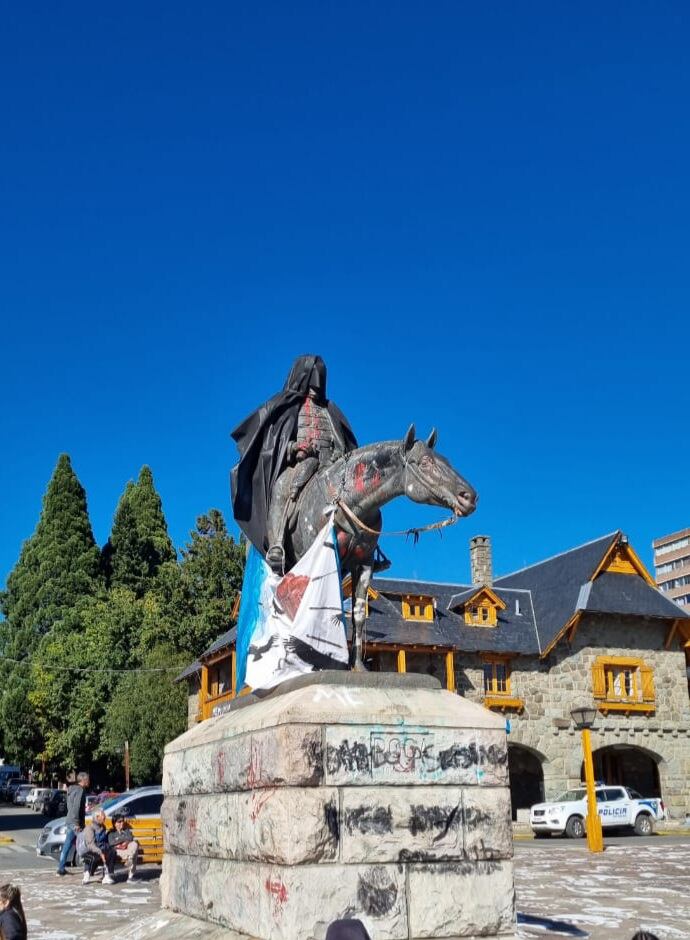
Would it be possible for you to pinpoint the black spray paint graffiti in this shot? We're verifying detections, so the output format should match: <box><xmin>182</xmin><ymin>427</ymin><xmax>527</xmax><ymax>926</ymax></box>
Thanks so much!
<box><xmin>408</xmin><ymin>803</ymin><xmax>461</xmax><ymax>841</ymax></box>
<box><xmin>325</xmin><ymin>731</ymin><xmax>507</xmax><ymax>777</ymax></box>
<box><xmin>345</xmin><ymin>804</ymin><xmax>394</xmax><ymax>836</ymax></box>
<box><xmin>357</xmin><ymin>867</ymin><xmax>398</xmax><ymax>917</ymax></box>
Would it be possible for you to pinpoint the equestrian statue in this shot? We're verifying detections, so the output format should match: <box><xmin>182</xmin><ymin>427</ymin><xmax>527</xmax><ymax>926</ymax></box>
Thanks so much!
<box><xmin>231</xmin><ymin>355</ymin><xmax>477</xmax><ymax>671</ymax></box>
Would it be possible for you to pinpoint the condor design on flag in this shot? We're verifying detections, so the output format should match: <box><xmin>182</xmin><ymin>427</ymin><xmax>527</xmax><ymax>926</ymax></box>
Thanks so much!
<box><xmin>238</xmin><ymin>521</ymin><xmax>349</xmax><ymax>692</ymax></box>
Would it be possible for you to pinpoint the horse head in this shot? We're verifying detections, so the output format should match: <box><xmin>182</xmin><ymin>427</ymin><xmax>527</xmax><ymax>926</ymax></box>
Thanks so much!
<box><xmin>401</xmin><ymin>424</ymin><xmax>477</xmax><ymax>518</ymax></box>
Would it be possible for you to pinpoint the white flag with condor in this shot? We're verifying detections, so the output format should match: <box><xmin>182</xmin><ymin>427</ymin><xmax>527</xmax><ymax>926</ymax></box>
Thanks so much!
<box><xmin>236</xmin><ymin>518</ymin><xmax>349</xmax><ymax>692</ymax></box>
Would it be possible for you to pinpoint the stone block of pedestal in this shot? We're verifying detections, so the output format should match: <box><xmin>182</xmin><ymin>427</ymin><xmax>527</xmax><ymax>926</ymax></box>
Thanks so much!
<box><xmin>161</xmin><ymin>672</ymin><xmax>516</xmax><ymax>940</ymax></box>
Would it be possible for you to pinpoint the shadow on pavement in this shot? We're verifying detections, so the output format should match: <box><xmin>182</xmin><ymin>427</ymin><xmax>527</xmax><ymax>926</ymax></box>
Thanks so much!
<box><xmin>0</xmin><ymin>810</ymin><xmax>47</xmax><ymax>833</ymax></box>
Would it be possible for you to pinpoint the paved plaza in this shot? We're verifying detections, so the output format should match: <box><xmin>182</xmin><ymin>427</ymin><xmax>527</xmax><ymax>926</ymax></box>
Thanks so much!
<box><xmin>1</xmin><ymin>819</ymin><xmax>689</xmax><ymax>939</ymax></box>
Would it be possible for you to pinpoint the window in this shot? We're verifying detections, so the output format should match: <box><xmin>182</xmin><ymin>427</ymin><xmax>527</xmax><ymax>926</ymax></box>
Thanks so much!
<box><xmin>592</xmin><ymin>656</ymin><xmax>655</xmax><ymax>713</ymax></box>
<box><xmin>483</xmin><ymin>659</ymin><xmax>509</xmax><ymax>695</ymax></box>
<box><xmin>122</xmin><ymin>794</ymin><xmax>164</xmax><ymax>816</ymax></box>
<box><xmin>481</xmin><ymin>656</ymin><xmax>524</xmax><ymax>711</ymax></box>
<box><xmin>208</xmin><ymin>658</ymin><xmax>232</xmax><ymax>698</ymax></box>
<box><xmin>401</xmin><ymin>595</ymin><xmax>434</xmax><ymax>621</ymax></box>
<box><xmin>465</xmin><ymin>602</ymin><xmax>498</xmax><ymax>626</ymax></box>
<box><xmin>655</xmin><ymin>537</ymin><xmax>689</xmax><ymax>557</ymax></box>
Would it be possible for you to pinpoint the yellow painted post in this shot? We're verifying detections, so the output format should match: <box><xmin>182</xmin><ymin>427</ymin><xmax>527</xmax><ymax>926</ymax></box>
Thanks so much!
<box><xmin>445</xmin><ymin>650</ymin><xmax>456</xmax><ymax>692</ymax></box>
<box><xmin>397</xmin><ymin>649</ymin><xmax>406</xmax><ymax>673</ymax></box>
<box><xmin>581</xmin><ymin>727</ymin><xmax>604</xmax><ymax>852</ymax></box>
<box><xmin>231</xmin><ymin>650</ymin><xmax>237</xmax><ymax>699</ymax></box>
<box><xmin>200</xmin><ymin>665</ymin><xmax>209</xmax><ymax>721</ymax></box>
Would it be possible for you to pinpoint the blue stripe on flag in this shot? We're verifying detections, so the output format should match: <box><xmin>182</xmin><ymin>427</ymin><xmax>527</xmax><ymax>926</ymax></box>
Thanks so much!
<box><xmin>235</xmin><ymin>545</ymin><xmax>269</xmax><ymax>691</ymax></box>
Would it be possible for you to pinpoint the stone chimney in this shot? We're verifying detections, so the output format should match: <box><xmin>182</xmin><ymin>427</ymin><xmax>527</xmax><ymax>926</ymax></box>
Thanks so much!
<box><xmin>470</xmin><ymin>535</ymin><xmax>493</xmax><ymax>585</ymax></box>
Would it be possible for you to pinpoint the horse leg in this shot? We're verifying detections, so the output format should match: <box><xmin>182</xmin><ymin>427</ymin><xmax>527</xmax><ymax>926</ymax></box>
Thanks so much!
<box><xmin>351</xmin><ymin>563</ymin><xmax>372</xmax><ymax>673</ymax></box>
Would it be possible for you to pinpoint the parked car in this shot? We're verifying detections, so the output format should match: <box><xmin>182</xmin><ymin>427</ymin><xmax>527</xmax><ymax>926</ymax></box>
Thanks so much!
<box><xmin>85</xmin><ymin>791</ymin><xmax>121</xmax><ymax>813</ymax></box>
<box><xmin>36</xmin><ymin>786</ymin><xmax>164</xmax><ymax>865</ymax></box>
<box><xmin>40</xmin><ymin>789</ymin><xmax>67</xmax><ymax>819</ymax></box>
<box><xmin>27</xmin><ymin>787</ymin><xmax>52</xmax><ymax>811</ymax></box>
<box><xmin>13</xmin><ymin>784</ymin><xmax>34</xmax><ymax>805</ymax></box>
<box><xmin>4</xmin><ymin>779</ymin><xmax>28</xmax><ymax>802</ymax></box>
<box><xmin>530</xmin><ymin>784</ymin><xmax>666</xmax><ymax>838</ymax></box>
<box><xmin>0</xmin><ymin>766</ymin><xmax>21</xmax><ymax>794</ymax></box>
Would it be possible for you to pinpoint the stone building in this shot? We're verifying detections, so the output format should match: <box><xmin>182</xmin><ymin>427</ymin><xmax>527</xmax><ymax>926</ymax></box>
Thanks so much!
<box><xmin>179</xmin><ymin>530</ymin><xmax>690</xmax><ymax>821</ymax></box>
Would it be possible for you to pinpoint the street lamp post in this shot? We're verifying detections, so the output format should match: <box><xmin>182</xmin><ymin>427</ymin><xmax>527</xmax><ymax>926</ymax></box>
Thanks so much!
<box><xmin>570</xmin><ymin>704</ymin><xmax>604</xmax><ymax>853</ymax></box>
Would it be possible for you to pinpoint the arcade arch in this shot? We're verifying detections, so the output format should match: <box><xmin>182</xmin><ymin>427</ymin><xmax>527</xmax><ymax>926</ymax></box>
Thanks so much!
<box><xmin>581</xmin><ymin>744</ymin><xmax>663</xmax><ymax>798</ymax></box>
<box><xmin>508</xmin><ymin>743</ymin><xmax>546</xmax><ymax>820</ymax></box>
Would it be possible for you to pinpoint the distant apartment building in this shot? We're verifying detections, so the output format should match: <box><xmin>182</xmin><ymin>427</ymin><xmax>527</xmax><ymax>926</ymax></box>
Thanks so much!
<box><xmin>653</xmin><ymin>527</ymin><xmax>690</xmax><ymax>607</ymax></box>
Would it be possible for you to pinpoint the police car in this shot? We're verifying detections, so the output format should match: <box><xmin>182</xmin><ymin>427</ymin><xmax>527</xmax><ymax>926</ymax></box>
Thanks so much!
<box><xmin>530</xmin><ymin>784</ymin><xmax>665</xmax><ymax>838</ymax></box>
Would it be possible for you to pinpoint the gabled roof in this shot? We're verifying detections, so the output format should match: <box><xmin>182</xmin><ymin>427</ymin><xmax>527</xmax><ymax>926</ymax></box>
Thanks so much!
<box><xmin>201</xmin><ymin>626</ymin><xmax>237</xmax><ymax>659</ymax></box>
<box><xmin>364</xmin><ymin>578</ymin><xmax>541</xmax><ymax>655</ymax></box>
<box><xmin>494</xmin><ymin>532</ymin><xmax>618</xmax><ymax>653</ymax></box>
<box><xmin>495</xmin><ymin>531</ymin><xmax>689</xmax><ymax>654</ymax></box>
<box><xmin>448</xmin><ymin>585</ymin><xmax>507</xmax><ymax>612</ymax></box>
<box><xmin>175</xmin><ymin>659</ymin><xmax>201</xmax><ymax>683</ymax></box>
<box><xmin>174</xmin><ymin>627</ymin><xmax>237</xmax><ymax>683</ymax></box>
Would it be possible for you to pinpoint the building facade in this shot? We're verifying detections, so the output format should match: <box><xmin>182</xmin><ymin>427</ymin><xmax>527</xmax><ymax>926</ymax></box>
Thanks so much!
<box><xmin>653</xmin><ymin>526</ymin><xmax>690</xmax><ymax>608</ymax></box>
<box><xmin>180</xmin><ymin>531</ymin><xmax>690</xmax><ymax>821</ymax></box>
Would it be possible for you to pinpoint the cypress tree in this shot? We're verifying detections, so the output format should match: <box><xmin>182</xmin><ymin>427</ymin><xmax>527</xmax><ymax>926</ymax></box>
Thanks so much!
<box><xmin>2</xmin><ymin>453</ymin><xmax>100</xmax><ymax>639</ymax></box>
<box><xmin>0</xmin><ymin>454</ymin><xmax>100</xmax><ymax>764</ymax></box>
<box><xmin>103</xmin><ymin>466</ymin><xmax>176</xmax><ymax>596</ymax></box>
<box><xmin>176</xmin><ymin>510</ymin><xmax>245</xmax><ymax>655</ymax></box>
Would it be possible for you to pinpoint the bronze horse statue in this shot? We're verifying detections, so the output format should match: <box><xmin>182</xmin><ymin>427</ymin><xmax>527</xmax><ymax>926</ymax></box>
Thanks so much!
<box><xmin>281</xmin><ymin>424</ymin><xmax>477</xmax><ymax>671</ymax></box>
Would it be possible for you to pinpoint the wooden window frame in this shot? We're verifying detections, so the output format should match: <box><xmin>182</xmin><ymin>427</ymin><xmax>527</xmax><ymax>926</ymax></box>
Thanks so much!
<box><xmin>464</xmin><ymin>602</ymin><xmax>498</xmax><ymax>627</ymax></box>
<box><xmin>592</xmin><ymin>655</ymin><xmax>655</xmax><ymax>715</ymax></box>
<box><xmin>401</xmin><ymin>595</ymin><xmax>434</xmax><ymax>622</ymax></box>
<box><xmin>481</xmin><ymin>655</ymin><xmax>524</xmax><ymax>711</ymax></box>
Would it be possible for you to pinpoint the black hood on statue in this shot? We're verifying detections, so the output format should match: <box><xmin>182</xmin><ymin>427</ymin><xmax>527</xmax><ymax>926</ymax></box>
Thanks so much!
<box><xmin>230</xmin><ymin>354</ymin><xmax>357</xmax><ymax>554</ymax></box>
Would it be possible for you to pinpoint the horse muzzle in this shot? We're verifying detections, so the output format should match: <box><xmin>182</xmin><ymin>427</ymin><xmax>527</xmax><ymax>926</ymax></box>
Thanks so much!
<box><xmin>453</xmin><ymin>491</ymin><xmax>477</xmax><ymax>517</ymax></box>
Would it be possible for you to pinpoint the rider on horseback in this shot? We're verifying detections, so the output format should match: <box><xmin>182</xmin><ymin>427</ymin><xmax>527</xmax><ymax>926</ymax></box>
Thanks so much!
<box><xmin>231</xmin><ymin>355</ymin><xmax>357</xmax><ymax>574</ymax></box>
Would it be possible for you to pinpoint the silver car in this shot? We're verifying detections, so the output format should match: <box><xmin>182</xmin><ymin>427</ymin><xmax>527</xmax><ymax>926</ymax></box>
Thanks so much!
<box><xmin>13</xmin><ymin>784</ymin><xmax>34</xmax><ymax>805</ymax></box>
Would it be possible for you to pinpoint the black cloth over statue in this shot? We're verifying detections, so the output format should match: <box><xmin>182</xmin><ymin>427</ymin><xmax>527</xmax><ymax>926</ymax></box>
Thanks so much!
<box><xmin>230</xmin><ymin>354</ymin><xmax>357</xmax><ymax>554</ymax></box>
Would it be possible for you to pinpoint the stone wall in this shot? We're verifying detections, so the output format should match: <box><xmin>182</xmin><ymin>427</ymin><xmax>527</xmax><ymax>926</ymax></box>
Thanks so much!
<box><xmin>454</xmin><ymin>615</ymin><xmax>690</xmax><ymax>819</ymax></box>
<box><xmin>186</xmin><ymin>675</ymin><xmax>201</xmax><ymax>728</ymax></box>
<box><xmin>162</xmin><ymin>673</ymin><xmax>516</xmax><ymax>939</ymax></box>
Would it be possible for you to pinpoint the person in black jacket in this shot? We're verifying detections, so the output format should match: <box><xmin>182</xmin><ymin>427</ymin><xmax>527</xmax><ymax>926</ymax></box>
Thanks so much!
<box><xmin>0</xmin><ymin>883</ymin><xmax>27</xmax><ymax>940</ymax></box>
<box><xmin>56</xmin><ymin>771</ymin><xmax>89</xmax><ymax>876</ymax></box>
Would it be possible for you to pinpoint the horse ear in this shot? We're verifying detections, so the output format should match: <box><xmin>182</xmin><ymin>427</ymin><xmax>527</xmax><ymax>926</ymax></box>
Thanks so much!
<box><xmin>426</xmin><ymin>428</ymin><xmax>438</xmax><ymax>449</ymax></box>
<box><xmin>403</xmin><ymin>424</ymin><xmax>416</xmax><ymax>452</ymax></box>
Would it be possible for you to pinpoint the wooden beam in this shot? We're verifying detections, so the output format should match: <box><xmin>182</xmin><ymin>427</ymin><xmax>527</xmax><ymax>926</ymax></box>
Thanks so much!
<box><xmin>541</xmin><ymin>612</ymin><xmax>580</xmax><ymax>659</ymax></box>
<box><xmin>445</xmin><ymin>650</ymin><xmax>455</xmax><ymax>692</ymax></box>
<box><xmin>397</xmin><ymin>649</ymin><xmax>406</xmax><ymax>673</ymax></box>
<box><xmin>665</xmin><ymin>620</ymin><xmax>679</xmax><ymax>650</ymax></box>
<box><xmin>200</xmin><ymin>665</ymin><xmax>209</xmax><ymax>721</ymax></box>
<box><xmin>231</xmin><ymin>650</ymin><xmax>237</xmax><ymax>697</ymax></box>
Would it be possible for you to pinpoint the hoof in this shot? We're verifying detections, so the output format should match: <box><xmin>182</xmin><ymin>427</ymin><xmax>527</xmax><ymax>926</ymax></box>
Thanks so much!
<box><xmin>351</xmin><ymin>659</ymin><xmax>368</xmax><ymax>673</ymax></box>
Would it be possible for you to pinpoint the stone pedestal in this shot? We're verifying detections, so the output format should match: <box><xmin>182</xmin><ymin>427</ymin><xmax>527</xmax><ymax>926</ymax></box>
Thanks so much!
<box><xmin>161</xmin><ymin>672</ymin><xmax>516</xmax><ymax>939</ymax></box>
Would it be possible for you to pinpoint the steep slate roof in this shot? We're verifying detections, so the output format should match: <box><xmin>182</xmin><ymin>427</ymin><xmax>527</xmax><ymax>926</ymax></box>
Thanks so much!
<box><xmin>494</xmin><ymin>532</ymin><xmax>618</xmax><ymax>652</ymax></box>
<box><xmin>178</xmin><ymin>531</ymin><xmax>690</xmax><ymax>683</ymax></box>
<box><xmin>364</xmin><ymin>577</ymin><xmax>541</xmax><ymax>655</ymax></box>
<box><xmin>174</xmin><ymin>627</ymin><xmax>237</xmax><ymax>683</ymax></box>
<box><xmin>495</xmin><ymin>531</ymin><xmax>689</xmax><ymax>653</ymax></box>
<box><xmin>583</xmin><ymin>571</ymin><xmax>689</xmax><ymax>620</ymax></box>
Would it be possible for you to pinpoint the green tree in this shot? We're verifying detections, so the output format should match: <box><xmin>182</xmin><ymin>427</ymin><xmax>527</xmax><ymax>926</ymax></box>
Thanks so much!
<box><xmin>174</xmin><ymin>509</ymin><xmax>245</xmax><ymax>656</ymax></box>
<box><xmin>0</xmin><ymin>454</ymin><xmax>100</xmax><ymax>764</ymax></box>
<box><xmin>2</xmin><ymin>454</ymin><xmax>100</xmax><ymax>636</ymax></box>
<box><xmin>100</xmin><ymin>644</ymin><xmax>188</xmax><ymax>784</ymax></box>
<box><xmin>29</xmin><ymin>590</ymin><xmax>144</xmax><ymax>770</ymax></box>
<box><xmin>102</xmin><ymin>466</ymin><xmax>176</xmax><ymax>596</ymax></box>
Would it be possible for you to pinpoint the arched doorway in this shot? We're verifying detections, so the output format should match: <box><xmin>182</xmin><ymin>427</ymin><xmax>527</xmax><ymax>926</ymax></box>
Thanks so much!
<box><xmin>583</xmin><ymin>745</ymin><xmax>662</xmax><ymax>798</ymax></box>
<box><xmin>508</xmin><ymin>744</ymin><xmax>545</xmax><ymax>820</ymax></box>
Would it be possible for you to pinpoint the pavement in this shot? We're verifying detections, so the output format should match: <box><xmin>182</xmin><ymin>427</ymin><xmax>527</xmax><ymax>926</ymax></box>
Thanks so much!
<box><xmin>2</xmin><ymin>805</ymin><xmax>690</xmax><ymax>939</ymax></box>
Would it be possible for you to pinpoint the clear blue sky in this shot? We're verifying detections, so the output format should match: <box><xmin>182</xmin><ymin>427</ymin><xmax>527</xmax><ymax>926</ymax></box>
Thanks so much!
<box><xmin>2</xmin><ymin>2</ymin><xmax>688</xmax><ymax>589</ymax></box>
